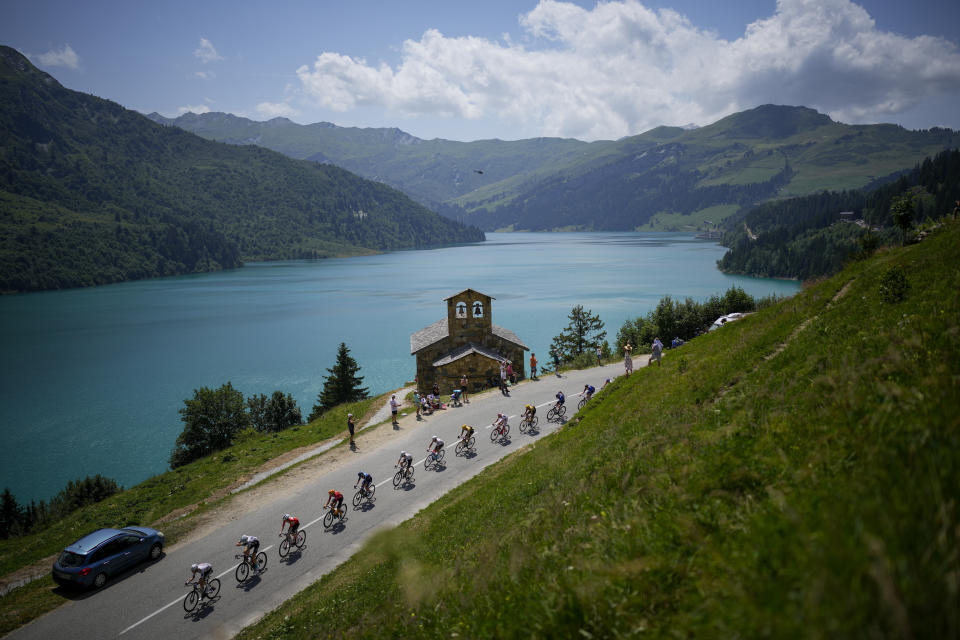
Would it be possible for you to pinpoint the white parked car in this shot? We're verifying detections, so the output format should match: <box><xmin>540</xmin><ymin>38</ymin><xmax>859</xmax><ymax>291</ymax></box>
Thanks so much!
<box><xmin>709</xmin><ymin>312</ymin><xmax>750</xmax><ymax>331</ymax></box>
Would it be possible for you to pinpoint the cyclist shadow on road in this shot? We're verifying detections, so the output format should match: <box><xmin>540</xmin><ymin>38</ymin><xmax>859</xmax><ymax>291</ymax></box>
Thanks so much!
<box><xmin>325</xmin><ymin>520</ymin><xmax>348</xmax><ymax>535</ymax></box>
<box><xmin>236</xmin><ymin>572</ymin><xmax>264</xmax><ymax>592</ymax></box>
<box><xmin>394</xmin><ymin>480</ymin><xmax>416</xmax><ymax>491</ymax></box>
<box><xmin>184</xmin><ymin>596</ymin><xmax>220</xmax><ymax>621</ymax></box>
<box><xmin>492</xmin><ymin>435</ymin><xmax>512</xmax><ymax>446</ymax></box>
<box><xmin>280</xmin><ymin>548</ymin><xmax>304</xmax><ymax>565</ymax></box>
<box><xmin>354</xmin><ymin>500</ymin><xmax>376</xmax><ymax>513</ymax></box>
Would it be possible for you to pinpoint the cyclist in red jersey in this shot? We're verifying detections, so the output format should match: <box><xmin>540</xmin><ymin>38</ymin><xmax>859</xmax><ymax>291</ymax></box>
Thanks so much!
<box><xmin>279</xmin><ymin>513</ymin><xmax>299</xmax><ymax>541</ymax></box>
<box><xmin>324</xmin><ymin>489</ymin><xmax>345</xmax><ymax>516</ymax></box>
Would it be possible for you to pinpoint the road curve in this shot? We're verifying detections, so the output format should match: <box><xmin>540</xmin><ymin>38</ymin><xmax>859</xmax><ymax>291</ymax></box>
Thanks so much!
<box><xmin>12</xmin><ymin>361</ymin><xmax>635</xmax><ymax>640</ymax></box>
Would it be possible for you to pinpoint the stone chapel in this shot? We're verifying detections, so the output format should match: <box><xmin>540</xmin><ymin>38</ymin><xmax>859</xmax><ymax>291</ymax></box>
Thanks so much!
<box><xmin>410</xmin><ymin>289</ymin><xmax>528</xmax><ymax>394</ymax></box>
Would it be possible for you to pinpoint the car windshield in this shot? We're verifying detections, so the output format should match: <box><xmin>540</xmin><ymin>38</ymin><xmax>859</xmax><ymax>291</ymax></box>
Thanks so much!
<box><xmin>58</xmin><ymin>550</ymin><xmax>87</xmax><ymax>568</ymax></box>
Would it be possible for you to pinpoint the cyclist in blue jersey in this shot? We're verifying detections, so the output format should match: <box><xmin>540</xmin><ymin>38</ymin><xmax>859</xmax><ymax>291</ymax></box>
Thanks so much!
<box><xmin>582</xmin><ymin>384</ymin><xmax>595</xmax><ymax>401</ymax></box>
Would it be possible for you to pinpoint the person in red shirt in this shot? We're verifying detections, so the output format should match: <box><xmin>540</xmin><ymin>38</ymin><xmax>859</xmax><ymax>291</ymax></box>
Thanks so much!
<box><xmin>324</xmin><ymin>489</ymin><xmax>345</xmax><ymax>516</ymax></box>
<box><xmin>279</xmin><ymin>513</ymin><xmax>299</xmax><ymax>543</ymax></box>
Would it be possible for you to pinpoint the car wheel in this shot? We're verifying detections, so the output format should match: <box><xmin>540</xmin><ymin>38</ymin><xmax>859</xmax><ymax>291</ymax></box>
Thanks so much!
<box><xmin>149</xmin><ymin>542</ymin><xmax>163</xmax><ymax>561</ymax></box>
<box><xmin>93</xmin><ymin>572</ymin><xmax>108</xmax><ymax>589</ymax></box>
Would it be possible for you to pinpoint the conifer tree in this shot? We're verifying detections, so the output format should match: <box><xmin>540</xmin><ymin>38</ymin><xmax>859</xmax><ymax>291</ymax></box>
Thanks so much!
<box><xmin>309</xmin><ymin>343</ymin><xmax>369</xmax><ymax>421</ymax></box>
<box><xmin>551</xmin><ymin>305</ymin><xmax>607</xmax><ymax>361</ymax></box>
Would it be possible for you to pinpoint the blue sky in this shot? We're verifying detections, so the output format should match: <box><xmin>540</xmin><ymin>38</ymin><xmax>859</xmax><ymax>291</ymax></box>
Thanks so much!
<box><xmin>4</xmin><ymin>0</ymin><xmax>960</xmax><ymax>141</ymax></box>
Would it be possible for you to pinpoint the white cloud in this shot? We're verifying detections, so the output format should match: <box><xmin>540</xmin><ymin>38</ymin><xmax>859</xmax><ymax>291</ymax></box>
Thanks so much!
<box><xmin>256</xmin><ymin>102</ymin><xmax>301</xmax><ymax>118</ymax></box>
<box><xmin>194</xmin><ymin>38</ymin><xmax>223</xmax><ymax>64</ymax></box>
<box><xmin>293</xmin><ymin>0</ymin><xmax>960</xmax><ymax>140</ymax></box>
<box><xmin>175</xmin><ymin>104</ymin><xmax>212</xmax><ymax>116</ymax></box>
<box><xmin>194</xmin><ymin>70</ymin><xmax>215</xmax><ymax>80</ymax></box>
<box><xmin>30</xmin><ymin>44</ymin><xmax>79</xmax><ymax>69</ymax></box>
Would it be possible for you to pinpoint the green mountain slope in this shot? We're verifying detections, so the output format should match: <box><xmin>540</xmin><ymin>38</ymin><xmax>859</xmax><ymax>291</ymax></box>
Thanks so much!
<box><xmin>156</xmin><ymin>106</ymin><xmax>960</xmax><ymax>233</ymax></box>
<box><xmin>0</xmin><ymin>46</ymin><xmax>483</xmax><ymax>293</ymax></box>
<box><xmin>148</xmin><ymin>111</ymin><xmax>604</xmax><ymax>211</ymax></box>
<box><xmin>237</xmin><ymin>221</ymin><xmax>960</xmax><ymax>638</ymax></box>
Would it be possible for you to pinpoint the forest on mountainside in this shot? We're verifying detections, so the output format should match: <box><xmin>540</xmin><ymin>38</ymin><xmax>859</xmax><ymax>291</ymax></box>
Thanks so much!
<box><xmin>718</xmin><ymin>148</ymin><xmax>960</xmax><ymax>280</ymax></box>
<box><xmin>0</xmin><ymin>46</ymin><xmax>483</xmax><ymax>293</ymax></box>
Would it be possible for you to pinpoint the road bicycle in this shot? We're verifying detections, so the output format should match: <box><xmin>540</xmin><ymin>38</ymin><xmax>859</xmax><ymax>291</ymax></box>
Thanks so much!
<box><xmin>577</xmin><ymin>395</ymin><xmax>590</xmax><ymax>410</ymax></box>
<box><xmin>393</xmin><ymin>463</ymin><xmax>415</xmax><ymax>487</ymax></box>
<box><xmin>278</xmin><ymin>529</ymin><xmax>306</xmax><ymax>558</ymax></box>
<box><xmin>323</xmin><ymin>504</ymin><xmax>348</xmax><ymax>528</ymax></box>
<box><xmin>183</xmin><ymin>577</ymin><xmax>220</xmax><ymax>612</ymax></box>
<box><xmin>424</xmin><ymin>448</ymin><xmax>446</xmax><ymax>470</ymax></box>
<box><xmin>454</xmin><ymin>435</ymin><xmax>476</xmax><ymax>456</ymax></box>
<box><xmin>546</xmin><ymin>404</ymin><xmax>567</xmax><ymax>422</ymax></box>
<box><xmin>234</xmin><ymin>552</ymin><xmax>267</xmax><ymax>582</ymax></box>
<box><xmin>490</xmin><ymin>420</ymin><xmax>510</xmax><ymax>442</ymax></box>
<box><xmin>519</xmin><ymin>413</ymin><xmax>539</xmax><ymax>434</ymax></box>
<box><xmin>352</xmin><ymin>483</ymin><xmax>376</xmax><ymax>507</ymax></box>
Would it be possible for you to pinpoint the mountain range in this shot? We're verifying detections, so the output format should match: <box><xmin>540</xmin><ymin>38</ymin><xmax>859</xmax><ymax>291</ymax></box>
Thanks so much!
<box><xmin>152</xmin><ymin>107</ymin><xmax>960</xmax><ymax>232</ymax></box>
<box><xmin>0</xmin><ymin>46</ymin><xmax>483</xmax><ymax>293</ymax></box>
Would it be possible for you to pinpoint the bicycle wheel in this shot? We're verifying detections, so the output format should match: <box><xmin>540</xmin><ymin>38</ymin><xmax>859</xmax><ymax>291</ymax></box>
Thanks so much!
<box><xmin>278</xmin><ymin>538</ymin><xmax>290</xmax><ymax>558</ymax></box>
<box><xmin>352</xmin><ymin>490</ymin><xmax>363</xmax><ymax>507</ymax></box>
<box><xmin>469</xmin><ymin>436</ymin><xmax>475</xmax><ymax>448</ymax></box>
<box><xmin>235</xmin><ymin>560</ymin><xmax>249</xmax><ymax>582</ymax></box>
<box><xmin>255</xmin><ymin>552</ymin><xmax>267</xmax><ymax>572</ymax></box>
<box><xmin>393</xmin><ymin>470</ymin><xmax>403</xmax><ymax>487</ymax></box>
<box><xmin>578</xmin><ymin>397</ymin><xmax>587</xmax><ymax>410</ymax></box>
<box><xmin>366</xmin><ymin>484</ymin><xmax>375</xmax><ymax>500</ymax></box>
<box><xmin>502</xmin><ymin>424</ymin><xmax>510</xmax><ymax>438</ymax></box>
<box><xmin>183</xmin><ymin>589</ymin><xmax>199</xmax><ymax>612</ymax></box>
<box><xmin>206</xmin><ymin>578</ymin><xmax>221</xmax><ymax>599</ymax></box>
<box><xmin>323</xmin><ymin>510</ymin><xmax>335</xmax><ymax>528</ymax></box>
<box><xmin>547</xmin><ymin>408</ymin><xmax>557</xmax><ymax>422</ymax></box>
<box><xmin>559</xmin><ymin>405</ymin><xmax>567</xmax><ymax>418</ymax></box>
<box><xmin>519</xmin><ymin>420</ymin><xmax>528</xmax><ymax>434</ymax></box>
<box><xmin>295</xmin><ymin>530</ymin><xmax>306</xmax><ymax>548</ymax></box>
<box><xmin>424</xmin><ymin>455</ymin><xmax>432</xmax><ymax>470</ymax></box>
<box><xmin>490</xmin><ymin>427</ymin><xmax>499</xmax><ymax>442</ymax></box>
<box><xmin>455</xmin><ymin>440</ymin><xmax>465</xmax><ymax>455</ymax></box>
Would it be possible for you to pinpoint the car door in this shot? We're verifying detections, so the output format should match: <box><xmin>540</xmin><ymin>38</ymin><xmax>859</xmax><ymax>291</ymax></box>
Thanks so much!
<box><xmin>114</xmin><ymin>535</ymin><xmax>143</xmax><ymax>571</ymax></box>
<box><xmin>92</xmin><ymin>539</ymin><xmax>125</xmax><ymax>576</ymax></box>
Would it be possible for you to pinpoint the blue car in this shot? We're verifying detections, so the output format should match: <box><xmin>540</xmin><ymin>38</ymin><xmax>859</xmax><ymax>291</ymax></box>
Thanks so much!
<box><xmin>52</xmin><ymin>526</ymin><xmax>165</xmax><ymax>589</ymax></box>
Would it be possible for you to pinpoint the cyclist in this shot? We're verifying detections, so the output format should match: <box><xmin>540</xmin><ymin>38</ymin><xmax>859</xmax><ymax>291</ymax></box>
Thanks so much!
<box><xmin>235</xmin><ymin>535</ymin><xmax>259</xmax><ymax>565</ymax></box>
<box><xmin>494</xmin><ymin>412</ymin><xmax>509</xmax><ymax>430</ymax></box>
<box><xmin>279</xmin><ymin>513</ymin><xmax>300</xmax><ymax>543</ymax></box>
<box><xmin>582</xmin><ymin>384</ymin><xmax>595</xmax><ymax>401</ymax></box>
<box><xmin>457</xmin><ymin>424</ymin><xmax>475</xmax><ymax>443</ymax></box>
<box><xmin>186</xmin><ymin>562</ymin><xmax>213</xmax><ymax>596</ymax></box>
<box><xmin>396</xmin><ymin>450</ymin><xmax>413</xmax><ymax>472</ymax></box>
<box><xmin>325</xmin><ymin>489</ymin><xmax>345</xmax><ymax>516</ymax></box>
<box><xmin>355</xmin><ymin>470</ymin><xmax>373</xmax><ymax>495</ymax></box>
<box><xmin>554</xmin><ymin>391</ymin><xmax>566</xmax><ymax>410</ymax></box>
<box><xmin>428</xmin><ymin>435</ymin><xmax>444</xmax><ymax>458</ymax></box>
<box><xmin>602</xmin><ymin>377</ymin><xmax>612</xmax><ymax>389</ymax></box>
<box><xmin>523</xmin><ymin>404</ymin><xmax>536</xmax><ymax>423</ymax></box>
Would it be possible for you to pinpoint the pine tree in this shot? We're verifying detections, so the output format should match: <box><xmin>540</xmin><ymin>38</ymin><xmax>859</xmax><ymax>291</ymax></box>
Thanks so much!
<box><xmin>309</xmin><ymin>343</ymin><xmax>369</xmax><ymax>421</ymax></box>
<box><xmin>0</xmin><ymin>488</ymin><xmax>23</xmax><ymax>539</ymax></box>
<box><xmin>551</xmin><ymin>305</ymin><xmax>607</xmax><ymax>361</ymax></box>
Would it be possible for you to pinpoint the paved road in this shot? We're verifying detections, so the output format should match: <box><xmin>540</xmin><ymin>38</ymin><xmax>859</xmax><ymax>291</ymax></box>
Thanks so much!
<box><xmin>14</xmin><ymin>361</ymin><xmax>633</xmax><ymax>640</ymax></box>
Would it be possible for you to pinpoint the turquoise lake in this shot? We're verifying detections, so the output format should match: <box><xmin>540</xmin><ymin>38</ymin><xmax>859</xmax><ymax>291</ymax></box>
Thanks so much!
<box><xmin>0</xmin><ymin>232</ymin><xmax>800</xmax><ymax>502</ymax></box>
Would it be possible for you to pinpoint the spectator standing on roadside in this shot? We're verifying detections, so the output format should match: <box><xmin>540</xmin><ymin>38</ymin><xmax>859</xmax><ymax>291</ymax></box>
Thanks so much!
<box><xmin>347</xmin><ymin>413</ymin><xmax>356</xmax><ymax>445</ymax></box>
<box><xmin>414</xmin><ymin>390</ymin><xmax>421</xmax><ymax>419</ymax></box>
<box><xmin>460</xmin><ymin>375</ymin><xmax>469</xmax><ymax>403</ymax></box>
<box><xmin>506</xmin><ymin>361</ymin><xmax>514</xmax><ymax>384</ymax></box>
<box><xmin>499</xmin><ymin>361</ymin><xmax>508</xmax><ymax>395</ymax></box>
<box><xmin>595</xmin><ymin>344</ymin><xmax>602</xmax><ymax>366</ymax></box>
<box><xmin>390</xmin><ymin>394</ymin><xmax>400</xmax><ymax>425</ymax></box>
<box><xmin>624</xmin><ymin>342</ymin><xmax>633</xmax><ymax>375</ymax></box>
<box><xmin>649</xmin><ymin>337</ymin><xmax>663</xmax><ymax>367</ymax></box>
<box><xmin>530</xmin><ymin>353</ymin><xmax>538</xmax><ymax>380</ymax></box>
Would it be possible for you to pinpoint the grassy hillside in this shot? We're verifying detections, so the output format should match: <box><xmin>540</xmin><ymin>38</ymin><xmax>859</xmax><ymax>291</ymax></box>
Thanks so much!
<box><xmin>0</xmin><ymin>46</ymin><xmax>483</xmax><ymax>293</ymax></box>
<box><xmin>237</xmin><ymin>222</ymin><xmax>960</xmax><ymax>638</ymax></box>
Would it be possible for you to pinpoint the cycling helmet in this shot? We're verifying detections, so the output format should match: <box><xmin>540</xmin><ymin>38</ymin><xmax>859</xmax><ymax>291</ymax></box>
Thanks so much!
<box><xmin>239</xmin><ymin>535</ymin><xmax>249</xmax><ymax>544</ymax></box>
<box><xmin>431</xmin><ymin>435</ymin><xmax>438</xmax><ymax>440</ymax></box>
<box><xmin>282</xmin><ymin>513</ymin><xmax>291</xmax><ymax>522</ymax></box>
<box><xmin>328</xmin><ymin>489</ymin><xmax>336</xmax><ymax>495</ymax></box>
<box><xmin>191</xmin><ymin>563</ymin><xmax>199</xmax><ymax>572</ymax></box>
<box><xmin>400</xmin><ymin>450</ymin><xmax>406</xmax><ymax>456</ymax></box>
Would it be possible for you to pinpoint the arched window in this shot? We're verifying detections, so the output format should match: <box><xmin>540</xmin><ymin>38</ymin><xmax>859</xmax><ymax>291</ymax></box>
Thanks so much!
<box><xmin>472</xmin><ymin>301</ymin><xmax>484</xmax><ymax>318</ymax></box>
<box><xmin>456</xmin><ymin>302</ymin><xmax>467</xmax><ymax>318</ymax></box>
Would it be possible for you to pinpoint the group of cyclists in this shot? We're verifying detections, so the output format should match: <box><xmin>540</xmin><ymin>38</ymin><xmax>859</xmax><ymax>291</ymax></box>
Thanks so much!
<box><xmin>186</xmin><ymin>382</ymin><xmax>603</xmax><ymax>603</ymax></box>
